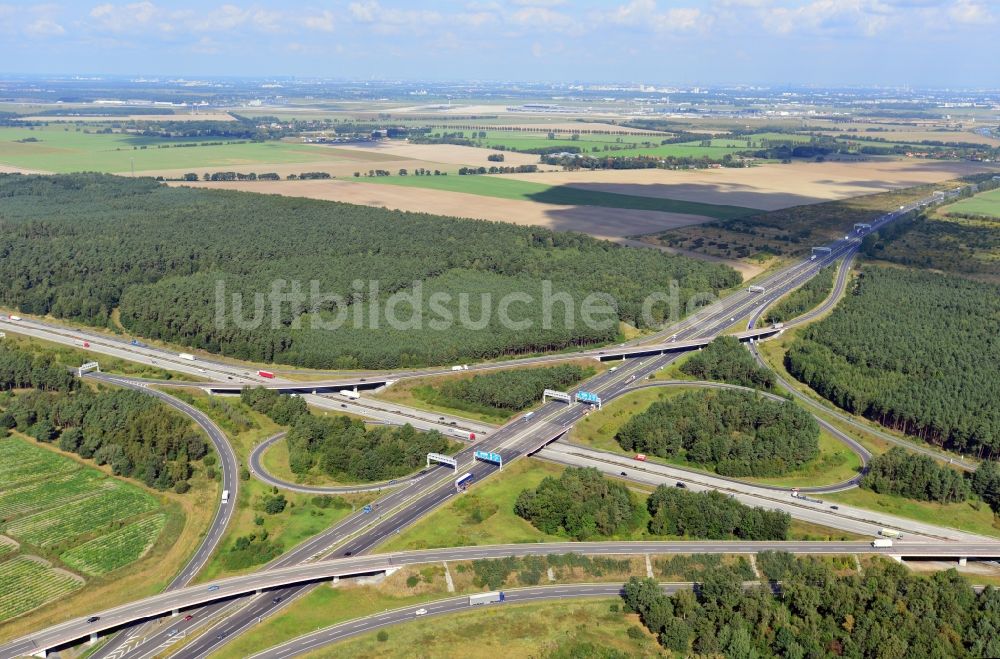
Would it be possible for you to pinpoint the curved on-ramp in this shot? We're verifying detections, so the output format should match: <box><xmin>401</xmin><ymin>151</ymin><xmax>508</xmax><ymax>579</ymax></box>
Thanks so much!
<box><xmin>248</xmin><ymin>432</ymin><xmax>434</xmax><ymax>495</ymax></box>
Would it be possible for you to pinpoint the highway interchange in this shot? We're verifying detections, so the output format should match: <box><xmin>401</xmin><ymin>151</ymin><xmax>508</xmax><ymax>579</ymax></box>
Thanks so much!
<box><xmin>1</xmin><ymin>191</ymin><xmax>989</xmax><ymax>659</ymax></box>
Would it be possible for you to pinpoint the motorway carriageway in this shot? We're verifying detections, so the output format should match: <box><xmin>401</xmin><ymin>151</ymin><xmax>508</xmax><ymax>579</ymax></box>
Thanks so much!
<box><xmin>145</xmin><ymin>198</ymin><xmax>960</xmax><ymax>658</ymax></box>
<box><xmin>0</xmin><ymin>194</ymin><xmax>921</xmax><ymax>396</ymax></box>
<box><xmin>69</xmin><ymin>220</ymin><xmax>907</xmax><ymax>659</ymax></box>
<box><xmin>2</xmin><ymin>195</ymin><xmax>940</xmax><ymax>658</ymax></box>
<box><xmin>36</xmin><ymin>246</ymin><xmax>852</xmax><ymax>659</ymax></box>
<box><xmin>6</xmin><ymin>540</ymin><xmax>1000</xmax><ymax>658</ymax></box>
<box><xmin>250</xmin><ymin>583</ymin><xmax>689</xmax><ymax>659</ymax></box>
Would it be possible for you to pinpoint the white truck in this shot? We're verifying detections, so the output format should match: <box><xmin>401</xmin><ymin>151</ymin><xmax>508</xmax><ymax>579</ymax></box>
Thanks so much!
<box><xmin>8</xmin><ymin>315</ymin><xmax>21</xmax><ymax>321</ymax></box>
<box><xmin>878</xmin><ymin>528</ymin><xmax>902</xmax><ymax>539</ymax></box>
<box><xmin>179</xmin><ymin>353</ymin><xmax>195</xmax><ymax>361</ymax></box>
<box><xmin>339</xmin><ymin>389</ymin><xmax>361</xmax><ymax>400</ymax></box>
<box><xmin>450</xmin><ymin>364</ymin><xmax>469</xmax><ymax>371</ymax></box>
<box><xmin>221</xmin><ymin>489</ymin><xmax>230</xmax><ymax>504</ymax></box>
<box><xmin>871</xmin><ymin>538</ymin><xmax>893</xmax><ymax>548</ymax></box>
<box><xmin>469</xmin><ymin>591</ymin><xmax>505</xmax><ymax>606</ymax></box>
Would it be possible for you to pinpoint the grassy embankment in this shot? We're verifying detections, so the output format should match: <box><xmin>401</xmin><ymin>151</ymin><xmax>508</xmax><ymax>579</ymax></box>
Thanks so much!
<box><xmin>163</xmin><ymin>389</ymin><xmax>375</xmax><ymax>582</ymax></box>
<box><xmin>567</xmin><ymin>386</ymin><xmax>862</xmax><ymax>489</ymax></box>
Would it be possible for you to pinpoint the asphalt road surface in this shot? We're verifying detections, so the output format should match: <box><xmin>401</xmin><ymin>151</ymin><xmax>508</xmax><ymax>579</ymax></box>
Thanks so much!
<box><xmin>0</xmin><ymin>193</ymin><xmax>946</xmax><ymax>658</ymax></box>
<box><xmin>64</xmin><ymin>222</ymin><xmax>908</xmax><ymax>659</ymax></box>
<box><xmin>7</xmin><ymin>539</ymin><xmax>1000</xmax><ymax>657</ymax></box>
<box><xmin>249</xmin><ymin>582</ymin><xmax>690</xmax><ymax>659</ymax></box>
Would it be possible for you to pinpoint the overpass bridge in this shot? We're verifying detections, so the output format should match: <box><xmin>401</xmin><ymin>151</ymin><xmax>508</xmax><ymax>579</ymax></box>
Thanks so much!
<box><xmin>194</xmin><ymin>326</ymin><xmax>784</xmax><ymax>395</ymax></box>
<box><xmin>6</xmin><ymin>540</ymin><xmax>999</xmax><ymax>658</ymax></box>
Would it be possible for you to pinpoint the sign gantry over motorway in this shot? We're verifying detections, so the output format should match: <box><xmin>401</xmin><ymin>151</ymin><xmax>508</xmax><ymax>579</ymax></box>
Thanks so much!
<box><xmin>427</xmin><ymin>453</ymin><xmax>457</xmax><ymax>469</ymax></box>
<box><xmin>77</xmin><ymin>361</ymin><xmax>100</xmax><ymax>377</ymax></box>
<box><xmin>474</xmin><ymin>450</ymin><xmax>503</xmax><ymax>469</ymax></box>
<box><xmin>575</xmin><ymin>390</ymin><xmax>602</xmax><ymax>409</ymax></box>
<box><xmin>542</xmin><ymin>389</ymin><xmax>571</xmax><ymax>404</ymax></box>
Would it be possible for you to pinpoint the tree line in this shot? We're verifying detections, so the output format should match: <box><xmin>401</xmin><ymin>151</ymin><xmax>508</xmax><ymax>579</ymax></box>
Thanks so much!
<box><xmin>859</xmin><ymin>447</ymin><xmax>1000</xmax><ymax>513</ymax></box>
<box><xmin>2</xmin><ymin>387</ymin><xmax>208</xmax><ymax>491</ymax></box>
<box><xmin>0</xmin><ymin>343</ymin><xmax>79</xmax><ymax>392</ymax></box>
<box><xmin>785</xmin><ymin>266</ymin><xmax>1000</xmax><ymax>458</ymax></box>
<box><xmin>861</xmin><ymin>447</ymin><xmax>970</xmax><ymax>504</ymax></box>
<box><xmin>513</xmin><ymin>467</ymin><xmax>788</xmax><ymax>541</ymax></box>
<box><xmin>615</xmin><ymin>389</ymin><xmax>819</xmax><ymax>478</ymax></box>
<box><xmin>623</xmin><ymin>555</ymin><xmax>1000</xmax><ymax>657</ymax></box>
<box><xmin>647</xmin><ymin>486</ymin><xmax>790</xmax><ymax>540</ymax></box>
<box><xmin>0</xmin><ymin>174</ymin><xmax>739</xmax><ymax>369</ymax></box>
<box><xmin>433</xmin><ymin>364</ymin><xmax>593</xmax><ymax>413</ymax></box>
<box><xmin>514</xmin><ymin>467</ymin><xmax>641</xmax><ymax>540</ymax></box>
<box><xmin>241</xmin><ymin>386</ymin><xmax>453</xmax><ymax>482</ymax></box>
<box><xmin>764</xmin><ymin>264</ymin><xmax>835</xmax><ymax>324</ymax></box>
<box><xmin>680</xmin><ymin>336</ymin><xmax>776</xmax><ymax>390</ymax></box>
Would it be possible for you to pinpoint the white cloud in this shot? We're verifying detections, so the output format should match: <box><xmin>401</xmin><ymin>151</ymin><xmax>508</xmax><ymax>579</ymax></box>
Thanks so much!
<box><xmin>948</xmin><ymin>0</ymin><xmax>993</xmax><ymax>24</ymax></box>
<box><xmin>192</xmin><ymin>4</ymin><xmax>251</xmax><ymax>32</ymax></box>
<box><xmin>25</xmin><ymin>17</ymin><xmax>64</xmax><ymax>36</ymax></box>
<box><xmin>509</xmin><ymin>6</ymin><xmax>576</xmax><ymax>29</ymax></box>
<box><xmin>349</xmin><ymin>1</ymin><xmax>378</xmax><ymax>23</ymax></box>
<box><xmin>604</xmin><ymin>0</ymin><xmax>708</xmax><ymax>33</ymax></box>
<box><xmin>303</xmin><ymin>9</ymin><xmax>335</xmax><ymax>32</ymax></box>
<box><xmin>89</xmin><ymin>2</ymin><xmax>160</xmax><ymax>33</ymax></box>
<box><xmin>760</xmin><ymin>0</ymin><xmax>896</xmax><ymax>37</ymax></box>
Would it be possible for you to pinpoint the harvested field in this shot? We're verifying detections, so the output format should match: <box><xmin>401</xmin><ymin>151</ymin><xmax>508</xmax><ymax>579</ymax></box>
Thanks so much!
<box><xmin>174</xmin><ymin>179</ymin><xmax>716</xmax><ymax>240</ymax></box>
<box><xmin>813</xmin><ymin>129</ymin><xmax>1000</xmax><ymax>147</ymax></box>
<box><xmin>131</xmin><ymin>157</ymin><xmax>449</xmax><ymax>181</ymax></box>
<box><xmin>331</xmin><ymin>141</ymin><xmax>546</xmax><ymax>167</ymax></box>
<box><xmin>502</xmin><ymin>159</ymin><xmax>996</xmax><ymax>211</ymax></box>
<box><xmin>0</xmin><ymin>164</ymin><xmax>49</xmax><ymax>174</ymax></box>
<box><xmin>16</xmin><ymin>113</ymin><xmax>237</xmax><ymax>122</ymax></box>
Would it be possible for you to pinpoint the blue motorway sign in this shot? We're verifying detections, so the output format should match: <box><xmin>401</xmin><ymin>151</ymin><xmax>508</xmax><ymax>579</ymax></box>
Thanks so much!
<box><xmin>576</xmin><ymin>391</ymin><xmax>600</xmax><ymax>405</ymax></box>
<box><xmin>475</xmin><ymin>451</ymin><xmax>503</xmax><ymax>465</ymax></box>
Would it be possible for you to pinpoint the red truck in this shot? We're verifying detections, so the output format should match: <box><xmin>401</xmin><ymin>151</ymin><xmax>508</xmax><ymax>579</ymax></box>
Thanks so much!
<box><xmin>257</xmin><ymin>370</ymin><xmax>275</xmax><ymax>379</ymax></box>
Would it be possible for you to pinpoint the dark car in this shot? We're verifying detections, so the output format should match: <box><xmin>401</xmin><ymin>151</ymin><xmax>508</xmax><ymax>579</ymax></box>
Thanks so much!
<box><xmin>675</xmin><ymin>482</ymin><xmax>687</xmax><ymax>489</ymax></box>
<box><xmin>87</xmin><ymin>616</ymin><xmax>100</xmax><ymax>623</ymax></box>
<box><xmin>830</xmin><ymin>505</ymin><xmax>840</xmax><ymax>510</ymax></box>
<box><xmin>272</xmin><ymin>596</ymin><xmax>282</xmax><ymax>604</ymax></box>
<box><xmin>344</xmin><ymin>551</ymin><xmax>352</xmax><ymax>556</ymax></box>
<box><xmin>620</xmin><ymin>471</ymin><xmax>627</xmax><ymax>476</ymax></box>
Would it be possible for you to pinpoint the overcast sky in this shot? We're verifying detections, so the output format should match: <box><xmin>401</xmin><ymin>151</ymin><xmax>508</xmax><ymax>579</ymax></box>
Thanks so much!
<box><xmin>1</xmin><ymin>1</ymin><xmax>997</xmax><ymax>87</ymax></box>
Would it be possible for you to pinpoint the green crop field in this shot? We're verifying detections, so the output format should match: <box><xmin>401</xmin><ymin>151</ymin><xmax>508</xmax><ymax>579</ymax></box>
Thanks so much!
<box><xmin>461</xmin><ymin>128</ymin><xmax>767</xmax><ymax>159</ymax></box>
<box><xmin>0</xmin><ymin>470</ymin><xmax>110</xmax><ymax>520</ymax></box>
<box><xmin>360</xmin><ymin>175</ymin><xmax>755</xmax><ymax>220</ymax></box>
<box><xmin>61</xmin><ymin>514</ymin><xmax>167</xmax><ymax>576</ymax></box>
<box><xmin>0</xmin><ymin>536</ymin><xmax>16</xmax><ymax>559</ymax></box>
<box><xmin>0</xmin><ymin>125</ymin><xmax>355</xmax><ymax>173</ymax></box>
<box><xmin>0</xmin><ymin>439</ymin><xmax>78</xmax><ymax>488</ymax></box>
<box><xmin>5</xmin><ymin>484</ymin><xmax>158</xmax><ymax>548</ymax></box>
<box><xmin>943</xmin><ymin>187</ymin><xmax>1000</xmax><ymax>218</ymax></box>
<box><xmin>0</xmin><ymin>556</ymin><xmax>83</xmax><ymax>622</ymax></box>
<box><xmin>0</xmin><ymin>438</ymin><xmax>171</xmax><ymax>622</ymax></box>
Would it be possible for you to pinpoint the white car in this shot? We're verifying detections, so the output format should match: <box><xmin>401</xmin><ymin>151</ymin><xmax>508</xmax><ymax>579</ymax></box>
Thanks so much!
<box><xmin>415</xmin><ymin>608</ymin><xmax>428</xmax><ymax>616</ymax></box>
